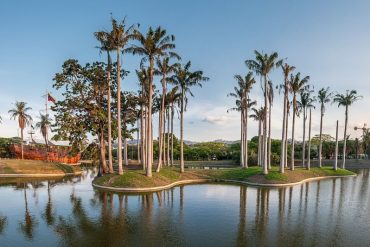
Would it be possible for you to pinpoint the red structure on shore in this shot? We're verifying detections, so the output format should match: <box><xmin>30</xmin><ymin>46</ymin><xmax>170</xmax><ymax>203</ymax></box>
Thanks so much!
<box><xmin>10</xmin><ymin>144</ymin><xmax>80</xmax><ymax>164</ymax></box>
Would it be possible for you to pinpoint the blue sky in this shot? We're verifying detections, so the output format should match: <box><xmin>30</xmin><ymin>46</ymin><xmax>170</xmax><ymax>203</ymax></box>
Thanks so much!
<box><xmin>1</xmin><ymin>0</ymin><xmax>370</xmax><ymax>141</ymax></box>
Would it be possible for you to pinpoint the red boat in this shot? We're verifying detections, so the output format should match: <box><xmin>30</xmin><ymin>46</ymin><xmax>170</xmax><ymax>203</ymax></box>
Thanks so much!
<box><xmin>10</xmin><ymin>143</ymin><xmax>81</xmax><ymax>164</ymax></box>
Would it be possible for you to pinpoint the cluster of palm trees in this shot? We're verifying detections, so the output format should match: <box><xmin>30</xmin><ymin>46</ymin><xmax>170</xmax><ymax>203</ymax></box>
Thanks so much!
<box><xmin>94</xmin><ymin>17</ymin><xmax>208</xmax><ymax>177</ymax></box>
<box><xmin>7</xmin><ymin>101</ymin><xmax>52</xmax><ymax>160</ymax></box>
<box><xmin>230</xmin><ymin>50</ymin><xmax>362</xmax><ymax>174</ymax></box>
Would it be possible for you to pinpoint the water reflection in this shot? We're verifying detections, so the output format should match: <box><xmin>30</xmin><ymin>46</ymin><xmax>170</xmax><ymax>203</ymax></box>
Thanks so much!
<box><xmin>0</xmin><ymin>168</ymin><xmax>369</xmax><ymax>246</ymax></box>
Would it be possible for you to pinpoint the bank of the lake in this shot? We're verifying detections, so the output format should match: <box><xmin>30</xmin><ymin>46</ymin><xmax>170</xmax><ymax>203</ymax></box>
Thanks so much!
<box><xmin>0</xmin><ymin>159</ymin><xmax>82</xmax><ymax>177</ymax></box>
<box><xmin>93</xmin><ymin>166</ymin><xmax>356</xmax><ymax>192</ymax></box>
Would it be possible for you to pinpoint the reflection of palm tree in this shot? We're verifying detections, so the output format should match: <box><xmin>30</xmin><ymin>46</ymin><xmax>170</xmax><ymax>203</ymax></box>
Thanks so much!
<box><xmin>43</xmin><ymin>181</ymin><xmax>55</xmax><ymax>226</ymax></box>
<box><xmin>237</xmin><ymin>186</ymin><xmax>247</xmax><ymax>246</ymax></box>
<box><xmin>0</xmin><ymin>216</ymin><xmax>7</xmax><ymax>234</ymax></box>
<box><xmin>19</xmin><ymin>184</ymin><xmax>38</xmax><ymax>239</ymax></box>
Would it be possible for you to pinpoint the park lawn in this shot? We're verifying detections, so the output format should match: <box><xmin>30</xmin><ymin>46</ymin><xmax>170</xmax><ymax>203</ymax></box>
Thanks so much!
<box><xmin>94</xmin><ymin>166</ymin><xmax>356</xmax><ymax>188</ymax></box>
<box><xmin>0</xmin><ymin>159</ymin><xmax>81</xmax><ymax>175</ymax></box>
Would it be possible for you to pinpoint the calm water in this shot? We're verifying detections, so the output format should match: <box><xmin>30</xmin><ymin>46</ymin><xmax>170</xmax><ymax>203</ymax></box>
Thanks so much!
<box><xmin>0</xmin><ymin>168</ymin><xmax>370</xmax><ymax>247</ymax></box>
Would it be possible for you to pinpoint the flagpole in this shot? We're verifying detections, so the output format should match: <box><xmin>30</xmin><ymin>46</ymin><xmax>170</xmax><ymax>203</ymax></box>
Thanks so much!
<box><xmin>45</xmin><ymin>90</ymin><xmax>48</xmax><ymax>144</ymax></box>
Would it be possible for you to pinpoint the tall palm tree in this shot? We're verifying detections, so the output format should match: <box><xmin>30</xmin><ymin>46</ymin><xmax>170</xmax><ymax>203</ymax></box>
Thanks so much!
<box><xmin>170</xmin><ymin>61</ymin><xmax>208</xmax><ymax>172</ymax></box>
<box><xmin>155</xmin><ymin>56</ymin><xmax>180</xmax><ymax>172</ymax></box>
<box><xmin>9</xmin><ymin>101</ymin><xmax>32</xmax><ymax>160</ymax></box>
<box><xmin>246</xmin><ymin>51</ymin><xmax>282</xmax><ymax>174</ymax></box>
<box><xmin>333</xmin><ymin>90</ymin><xmax>362</xmax><ymax>169</ymax></box>
<box><xmin>317</xmin><ymin>87</ymin><xmax>332</xmax><ymax>167</ymax></box>
<box><xmin>279</xmin><ymin>63</ymin><xmax>295</xmax><ymax>173</ymax></box>
<box><xmin>35</xmin><ymin>113</ymin><xmax>52</xmax><ymax>161</ymax></box>
<box><xmin>94</xmin><ymin>25</ymin><xmax>115</xmax><ymax>173</ymax></box>
<box><xmin>110</xmin><ymin>17</ymin><xmax>136</xmax><ymax>175</ymax></box>
<box><xmin>288</xmin><ymin>73</ymin><xmax>310</xmax><ymax>170</ymax></box>
<box><xmin>127</xmin><ymin>26</ymin><xmax>177</xmax><ymax>177</ymax></box>
<box><xmin>267</xmin><ymin>80</ymin><xmax>274</xmax><ymax>169</ymax></box>
<box><xmin>250</xmin><ymin>107</ymin><xmax>265</xmax><ymax>166</ymax></box>
<box><xmin>297</xmin><ymin>90</ymin><xmax>315</xmax><ymax>169</ymax></box>
<box><xmin>228</xmin><ymin>72</ymin><xmax>256</xmax><ymax>168</ymax></box>
<box><xmin>166</xmin><ymin>86</ymin><xmax>180</xmax><ymax>166</ymax></box>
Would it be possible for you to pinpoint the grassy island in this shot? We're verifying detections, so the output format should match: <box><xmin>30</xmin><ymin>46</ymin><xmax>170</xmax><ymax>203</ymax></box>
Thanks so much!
<box><xmin>0</xmin><ymin>159</ymin><xmax>81</xmax><ymax>176</ymax></box>
<box><xmin>93</xmin><ymin>166</ymin><xmax>356</xmax><ymax>191</ymax></box>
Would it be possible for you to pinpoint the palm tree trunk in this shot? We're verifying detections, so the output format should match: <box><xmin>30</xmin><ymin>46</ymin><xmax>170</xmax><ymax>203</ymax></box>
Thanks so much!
<box><xmin>137</xmin><ymin>119</ymin><xmax>140</xmax><ymax>163</ymax></box>
<box><xmin>291</xmin><ymin>101</ymin><xmax>296</xmax><ymax>170</ymax></box>
<box><xmin>302</xmin><ymin>108</ymin><xmax>306</xmax><ymax>168</ymax></box>
<box><xmin>171</xmin><ymin>103</ymin><xmax>174</xmax><ymax>166</ymax></box>
<box><xmin>258</xmin><ymin>120</ymin><xmax>262</xmax><ymax>166</ymax></box>
<box><xmin>124</xmin><ymin>114</ymin><xmax>128</xmax><ymax>167</ymax></box>
<box><xmin>307</xmin><ymin>108</ymin><xmax>312</xmax><ymax>170</ymax></box>
<box><xmin>116</xmin><ymin>50</ymin><xmax>123</xmax><ymax>175</ymax></box>
<box><xmin>142</xmin><ymin>107</ymin><xmax>147</xmax><ymax>170</ymax></box>
<box><xmin>285</xmin><ymin>107</ymin><xmax>289</xmax><ymax>168</ymax></box>
<box><xmin>146</xmin><ymin>58</ymin><xmax>154</xmax><ymax>177</ymax></box>
<box><xmin>280</xmin><ymin>85</ymin><xmax>287</xmax><ymax>173</ymax></box>
<box><xmin>334</xmin><ymin>120</ymin><xmax>339</xmax><ymax>170</ymax></box>
<box><xmin>263</xmin><ymin>76</ymin><xmax>268</xmax><ymax>174</ymax></box>
<box><xmin>167</xmin><ymin>108</ymin><xmax>170</xmax><ymax>165</ymax></box>
<box><xmin>99</xmin><ymin>131</ymin><xmax>107</xmax><ymax>173</ymax></box>
<box><xmin>268</xmin><ymin>100</ymin><xmax>272</xmax><ymax>169</ymax></box>
<box><xmin>157</xmin><ymin>104</ymin><xmax>163</xmax><ymax>172</ymax></box>
<box><xmin>163</xmin><ymin>111</ymin><xmax>167</xmax><ymax>166</ymax></box>
<box><xmin>342</xmin><ymin>106</ymin><xmax>348</xmax><ymax>169</ymax></box>
<box><xmin>244</xmin><ymin>107</ymin><xmax>248</xmax><ymax>168</ymax></box>
<box><xmin>107</xmin><ymin>60</ymin><xmax>113</xmax><ymax>173</ymax></box>
<box><xmin>180</xmin><ymin>90</ymin><xmax>185</xmax><ymax>173</ymax></box>
<box><xmin>240</xmin><ymin>111</ymin><xmax>244</xmax><ymax>167</ymax></box>
<box><xmin>319</xmin><ymin>104</ymin><xmax>324</xmax><ymax>168</ymax></box>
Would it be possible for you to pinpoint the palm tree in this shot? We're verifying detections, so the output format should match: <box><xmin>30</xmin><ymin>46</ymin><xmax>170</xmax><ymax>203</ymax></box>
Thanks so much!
<box><xmin>155</xmin><ymin>56</ymin><xmax>180</xmax><ymax>172</ymax></box>
<box><xmin>110</xmin><ymin>17</ymin><xmax>136</xmax><ymax>175</ymax></box>
<box><xmin>127</xmin><ymin>26</ymin><xmax>177</xmax><ymax>177</ymax></box>
<box><xmin>170</xmin><ymin>61</ymin><xmax>208</xmax><ymax>172</ymax></box>
<box><xmin>267</xmin><ymin>81</ymin><xmax>274</xmax><ymax>169</ymax></box>
<box><xmin>279</xmin><ymin>63</ymin><xmax>295</xmax><ymax>173</ymax></box>
<box><xmin>288</xmin><ymin>73</ymin><xmax>310</xmax><ymax>170</ymax></box>
<box><xmin>35</xmin><ymin>113</ymin><xmax>52</xmax><ymax>161</ymax></box>
<box><xmin>9</xmin><ymin>101</ymin><xmax>32</xmax><ymax>159</ymax></box>
<box><xmin>228</xmin><ymin>72</ymin><xmax>256</xmax><ymax>168</ymax></box>
<box><xmin>250</xmin><ymin>107</ymin><xmax>265</xmax><ymax>166</ymax></box>
<box><xmin>297</xmin><ymin>90</ymin><xmax>315</xmax><ymax>169</ymax></box>
<box><xmin>166</xmin><ymin>86</ymin><xmax>180</xmax><ymax>166</ymax></box>
<box><xmin>245</xmin><ymin>51</ymin><xmax>282</xmax><ymax>174</ymax></box>
<box><xmin>333</xmin><ymin>90</ymin><xmax>362</xmax><ymax>169</ymax></box>
<box><xmin>94</xmin><ymin>25</ymin><xmax>115</xmax><ymax>173</ymax></box>
<box><xmin>317</xmin><ymin>87</ymin><xmax>332</xmax><ymax>167</ymax></box>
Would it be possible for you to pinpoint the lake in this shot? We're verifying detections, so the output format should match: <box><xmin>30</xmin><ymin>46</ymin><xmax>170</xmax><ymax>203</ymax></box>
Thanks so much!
<box><xmin>0</xmin><ymin>168</ymin><xmax>369</xmax><ymax>246</ymax></box>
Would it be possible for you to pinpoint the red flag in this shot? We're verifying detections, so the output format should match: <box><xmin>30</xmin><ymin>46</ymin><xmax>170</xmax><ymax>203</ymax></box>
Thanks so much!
<box><xmin>48</xmin><ymin>93</ymin><xmax>56</xmax><ymax>103</ymax></box>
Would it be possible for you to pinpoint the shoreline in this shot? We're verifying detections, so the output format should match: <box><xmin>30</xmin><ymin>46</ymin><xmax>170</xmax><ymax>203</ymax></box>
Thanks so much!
<box><xmin>92</xmin><ymin>173</ymin><xmax>357</xmax><ymax>193</ymax></box>
<box><xmin>0</xmin><ymin>171</ymin><xmax>83</xmax><ymax>178</ymax></box>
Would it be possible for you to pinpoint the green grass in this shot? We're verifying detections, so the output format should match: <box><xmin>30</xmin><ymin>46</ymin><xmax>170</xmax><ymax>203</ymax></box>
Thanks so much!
<box><xmin>0</xmin><ymin>159</ymin><xmax>81</xmax><ymax>175</ymax></box>
<box><xmin>93</xmin><ymin>165</ymin><xmax>356</xmax><ymax>189</ymax></box>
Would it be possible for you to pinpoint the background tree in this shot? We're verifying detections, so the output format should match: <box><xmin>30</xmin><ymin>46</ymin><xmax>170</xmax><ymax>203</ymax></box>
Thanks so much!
<box><xmin>8</xmin><ymin>101</ymin><xmax>33</xmax><ymax>159</ymax></box>
<box><xmin>250</xmin><ymin>107</ymin><xmax>265</xmax><ymax>166</ymax></box>
<box><xmin>333</xmin><ymin>90</ymin><xmax>362</xmax><ymax>168</ymax></box>
<box><xmin>170</xmin><ymin>61</ymin><xmax>208</xmax><ymax>172</ymax></box>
